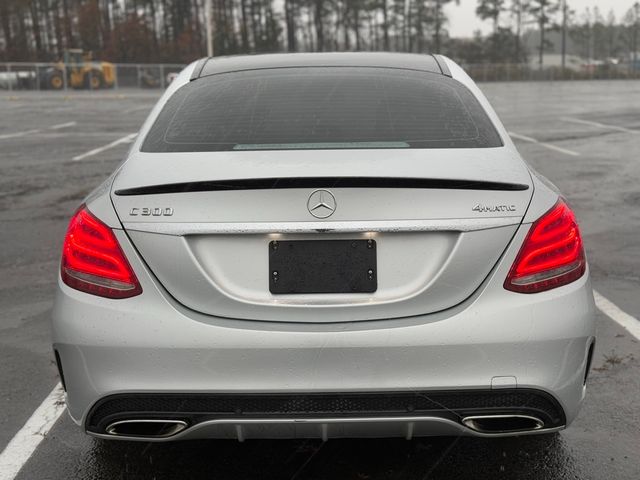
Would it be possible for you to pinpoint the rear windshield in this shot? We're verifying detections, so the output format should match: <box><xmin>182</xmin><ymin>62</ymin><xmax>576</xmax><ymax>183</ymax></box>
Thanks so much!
<box><xmin>142</xmin><ymin>67</ymin><xmax>503</xmax><ymax>152</ymax></box>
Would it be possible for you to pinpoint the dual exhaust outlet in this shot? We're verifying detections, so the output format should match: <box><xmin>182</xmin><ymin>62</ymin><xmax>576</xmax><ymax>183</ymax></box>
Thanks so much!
<box><xmin>104</xmin><ymin>414</ymin><xmax>545</xmax><ymax>439</ymax></box>
<box><xmin>105</xmin><ymin>419</ymin><xmax>188</xmax><ymax>438</ymax></box>
<box><xmin>461</xmin><ymin>414</ymin><xmax>544</xmax><ymax>434</ymax></box>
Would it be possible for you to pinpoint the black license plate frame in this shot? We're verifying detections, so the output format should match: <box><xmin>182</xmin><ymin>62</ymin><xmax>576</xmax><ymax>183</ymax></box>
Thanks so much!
<box><xmin>269</xmin><ymin>239</ymin><xmax>377</xmax><ymax>294</ymax></box>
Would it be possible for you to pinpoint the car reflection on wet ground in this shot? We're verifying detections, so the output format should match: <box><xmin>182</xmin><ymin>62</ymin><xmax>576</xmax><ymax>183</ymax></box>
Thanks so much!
<box><xmin>19</xmin><ymin>427</ymin><xmax>587</xmax><ymax>479</ymax></box>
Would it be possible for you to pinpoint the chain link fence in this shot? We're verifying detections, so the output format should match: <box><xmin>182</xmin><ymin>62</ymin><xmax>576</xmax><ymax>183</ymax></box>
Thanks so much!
<box><xmin>0</xmin><ymin>62</ymin><xmax>185</xmax><ymax>91</ymax></box>
<box><xmin>1</xmin><ymin>61</ymin><xmax>639</xmax><ymax>91</ymax></box>
<box><xmin>462</xmin><ymin>62</ymin><xmax>640</xmax><ymax>82</ymax></box>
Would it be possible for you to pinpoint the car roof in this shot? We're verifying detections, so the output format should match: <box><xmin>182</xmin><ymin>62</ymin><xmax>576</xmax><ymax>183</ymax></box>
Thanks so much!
<box><xmin>191</xmin><ymin>52</ymin><xmax>450</xmax><ymax>80</ymax></box>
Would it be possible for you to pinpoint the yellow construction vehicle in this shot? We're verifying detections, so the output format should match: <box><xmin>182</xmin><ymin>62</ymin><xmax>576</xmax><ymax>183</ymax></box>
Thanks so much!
<box><xmin>42</xmin><ymin>49</ymin><xmax>116</xmax><ymax>90</ymax></box>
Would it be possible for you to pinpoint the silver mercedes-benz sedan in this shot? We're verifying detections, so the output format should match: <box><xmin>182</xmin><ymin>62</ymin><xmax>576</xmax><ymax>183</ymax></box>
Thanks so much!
<box><xmin>52</xmin><ymin>53</ymin><xmax>596</xmax><ymax>442</ymax></box>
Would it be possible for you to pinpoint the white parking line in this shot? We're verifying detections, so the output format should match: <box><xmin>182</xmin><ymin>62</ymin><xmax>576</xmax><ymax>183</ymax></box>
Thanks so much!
<box><xmin>562</xmin><ymin>117</ymin><xmax>639</xmax><ymax>134</ymax></box>
<box><xmin>0</xmin><ymin>383</ymin><xmax>65</xmax><ymax>480</ymax></box>
<box><xmin>0</xmin><ymin>128</ymin><xmax>41</xmax><ymax>140</ymax></box>
<box><xmin>0</xmin><ymin>122</ymin><xmax>77</xmax><ymax>140</ymax></box>
<box><xmin>509</xmin><ymin>131</ymin><xmax>580</xmax><ymax>157</ymax></box>
<box><xmin>72</xmin><ymin>133</ymin><xmax>137</xmax><ymax>161</ymax></box>
<box><xmin>593</xmin><ymin>290</ymin><xmax>640</xmax><ymax>340</ymax></box>
<box><xmin>48</xmin><ymin>121</ymin><xmax>77</xmax><ymax>130</ymax></box>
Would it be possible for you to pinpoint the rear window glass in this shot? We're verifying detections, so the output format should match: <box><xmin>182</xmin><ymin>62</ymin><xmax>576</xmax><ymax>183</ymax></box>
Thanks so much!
<box><xmin>142</xmin><ymin>67</ymin><xmax>503</xmax><ymax>152</ymax></box>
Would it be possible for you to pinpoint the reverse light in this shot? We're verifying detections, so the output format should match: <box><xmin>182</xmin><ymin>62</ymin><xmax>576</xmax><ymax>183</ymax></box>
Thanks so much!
<box><xmin>504</xmin><ymin>199</ymin><xmax>586</xmax><ymax>293</ymax></box>
<box><xmin>61</xmin><ymin>206</ymin><xmax>142</xmax><ymax>299</ymax></box>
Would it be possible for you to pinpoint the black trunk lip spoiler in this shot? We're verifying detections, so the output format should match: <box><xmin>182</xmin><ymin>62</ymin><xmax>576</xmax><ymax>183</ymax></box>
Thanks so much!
<box><xmin>114</xmin><ymin>177</ymin><xmax>529</xmax><ymax>196</ymax></box>
<box><xmin>189</xmin><ymin>53</ymin><xmax>445</xmax><ymax>81</ymax></box>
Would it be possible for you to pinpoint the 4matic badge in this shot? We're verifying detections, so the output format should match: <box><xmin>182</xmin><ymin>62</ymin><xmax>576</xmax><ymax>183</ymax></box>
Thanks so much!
<box><xmin>472</xmin><ymin>204</ymin><xmax>516</xmax><ymax>213</ymax></box>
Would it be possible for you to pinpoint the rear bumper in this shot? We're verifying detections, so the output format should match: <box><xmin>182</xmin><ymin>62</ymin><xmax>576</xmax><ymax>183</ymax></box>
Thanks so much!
<box><xmin>53</xmin><ymin>277</ymin><xmax>595</xmax><ymax>440</ymax></box>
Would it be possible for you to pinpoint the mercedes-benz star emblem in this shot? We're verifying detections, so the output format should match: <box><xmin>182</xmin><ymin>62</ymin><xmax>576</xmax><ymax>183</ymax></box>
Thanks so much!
<box><xmin>307</xmin><ymin>189</ymin><xmax>337</xmax><ymax>219</ymax></box>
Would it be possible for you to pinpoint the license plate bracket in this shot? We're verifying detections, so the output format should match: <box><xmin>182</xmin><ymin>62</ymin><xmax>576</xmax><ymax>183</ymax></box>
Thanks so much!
<box><xmin>269</xmin><ymin>239</ymin><xmax>377</xmax><ymax>294</ymax></box>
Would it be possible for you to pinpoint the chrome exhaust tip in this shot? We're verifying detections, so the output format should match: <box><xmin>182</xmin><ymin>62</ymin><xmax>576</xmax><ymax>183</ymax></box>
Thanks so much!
<box><xmin>105</xmin><ymin>419</ymin><xmax>188</xmax><ymax>438</ymax></box>
<box><xmin>462</xmin><ymin>414</ymin><xmax>544</xmax><ymax>434</ymax></box>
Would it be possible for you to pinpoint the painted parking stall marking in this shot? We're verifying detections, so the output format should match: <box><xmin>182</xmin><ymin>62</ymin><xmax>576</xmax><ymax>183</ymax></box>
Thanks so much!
<box><xmin>47</xmin><ymin>121</ymin><xmax>77</xmax><ymax>130</ymax></box>
<box><xmin>0</xmin><ymin>129</ymin><xmax>40</xmax><ymax>140</ymax></box>
<box><xmin>0</xmin><ymin>383</ymin><xmax>65</xmax><ymax>480</ymax></box>
<box><xmin>72</xmin><ymin>133</ymin><xmax>137</xmax><ymax>161</ymax></box>
<box><xmin>0</xmin><ymin>121</ymin><xmax>77</xmax><ymax>140</ymax></box>
<box><xmin>561</xmin><ymin>117</ymin><xmax>640</xmax><ymax>135</ymax></box>
<box><xmin>508</xmin><ymin>131</ymin><xmax>580</xmax><ymax>157</ymax></box>
<box><xmin>593</xmin><ymin>290</ymin><xmax>640</xmax><ymax>340</ymax></box>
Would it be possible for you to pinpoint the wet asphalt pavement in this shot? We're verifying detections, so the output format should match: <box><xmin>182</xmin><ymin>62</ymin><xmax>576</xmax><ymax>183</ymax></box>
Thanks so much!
<box><xmin>1</xmin><ymin>82</ymin><xmax>639</xmax><ymax>479</ymax></box>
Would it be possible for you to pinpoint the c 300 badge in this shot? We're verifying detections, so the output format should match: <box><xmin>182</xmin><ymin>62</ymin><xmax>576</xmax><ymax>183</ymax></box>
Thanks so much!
<box><xmin>129</xmin><ymin>207</ymin><xmax>174</xmax><ymax>217</ymax></box>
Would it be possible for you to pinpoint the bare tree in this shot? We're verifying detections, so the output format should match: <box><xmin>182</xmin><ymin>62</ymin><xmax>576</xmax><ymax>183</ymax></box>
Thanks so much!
<box><xmin>314</xmin><ymin>0</ymin><xmax>325</xmax><ymax>51</ymax></box>
<box><xmin>477</xmin><ymin>0</ymin><xmax>506</xmax><ymax>34</ymax></box>
<box><xmin>284</xmin><ymin>0</ymin><xmax>296</xmax><ymax>51</ymax></box>
<box><xmin>431</xmin><ymin>0</ymin><xmax>457</xmax><ymax>53</ymax></box>
<box><xmin>529</xmin><ymin>0</ymin><xmax>559</xmax><ymax>68</ymax></box>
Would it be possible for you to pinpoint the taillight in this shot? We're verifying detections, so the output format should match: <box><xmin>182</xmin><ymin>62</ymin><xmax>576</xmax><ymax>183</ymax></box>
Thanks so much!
<box><xmin>61</xmin><ymin>206</ymin><xmax>142</xmax><ymax>299</ymax></box>
<box><xmin>504</xmin><ymin>199</ymin><xmax>586</xmax><ymax>293</ymax></box>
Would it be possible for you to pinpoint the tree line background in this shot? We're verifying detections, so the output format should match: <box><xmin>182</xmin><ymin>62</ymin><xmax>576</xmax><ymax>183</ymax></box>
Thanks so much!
<box><xmin>1</xmin><ymin>0</ymin><xmax>640</xmax><ymax>65</ymax></box>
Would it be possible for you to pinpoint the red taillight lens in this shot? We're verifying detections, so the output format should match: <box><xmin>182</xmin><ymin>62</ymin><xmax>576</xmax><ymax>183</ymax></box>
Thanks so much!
<box><xmin>61</xmin><ymin>206</ymin><xmax>142</xmax><ymax>299</ymax></box>
<box><xmin>504</xmin><ymin>199</ymin><xmax>586</xmax><ymax>293</ymax></box>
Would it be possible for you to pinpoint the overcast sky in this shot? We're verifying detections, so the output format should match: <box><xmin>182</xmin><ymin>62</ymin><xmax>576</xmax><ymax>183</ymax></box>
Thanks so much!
<box><xmin>445</xmin><ymin>0</ymin><xmax>635</xmax><ymax>38</ymax></box>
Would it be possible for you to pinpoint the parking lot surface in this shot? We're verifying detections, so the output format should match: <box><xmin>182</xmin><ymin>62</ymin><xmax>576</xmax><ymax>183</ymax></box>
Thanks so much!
<box><xmin>1</xmin><ymin>82</ymin><xmax>639</xmax><ymax>479</ymax></box>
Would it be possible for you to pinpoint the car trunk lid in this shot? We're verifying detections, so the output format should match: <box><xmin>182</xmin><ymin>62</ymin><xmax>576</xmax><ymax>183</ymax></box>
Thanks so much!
<box><xmin>111</xmin><ymin>148</ymin><xmax>532</xmax><ymax>322</ymax></box>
